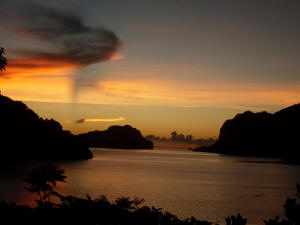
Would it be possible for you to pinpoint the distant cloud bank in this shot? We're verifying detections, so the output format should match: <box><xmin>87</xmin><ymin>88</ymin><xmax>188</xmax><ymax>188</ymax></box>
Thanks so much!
<box><xmin>145</xmin><ymin>131</ymin><xmax>216</xmax><ymax>147</ymax></box>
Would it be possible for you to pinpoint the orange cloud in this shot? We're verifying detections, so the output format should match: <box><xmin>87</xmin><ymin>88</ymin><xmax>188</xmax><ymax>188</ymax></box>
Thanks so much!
<box><xmin>92</xmin><ymin>78</ymin><xmax>300</xmax><ymax>109</ymax></box>
<box><xmin>76</xmin><ymin>117</ymin><xmax>126</xmax><ymax>123</ymax></box>
<box><xmin>3</xmin><ymin>69</ymin><xmax>300</xmax><ymax>111</ymax></box>
<box><xmin>108</xmin><ymin>54</ymin><xmax>125</xmax><ymax>61</ymax></box>
<box><xmin>1</xmin><ymin>58</ymin><xmax>77</xmax><ymax>78</ymax></box>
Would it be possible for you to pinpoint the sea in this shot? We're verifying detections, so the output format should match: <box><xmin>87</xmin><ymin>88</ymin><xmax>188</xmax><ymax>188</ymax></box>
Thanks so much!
<box><xmin>0</xmin><ymin>148</ymin><xmax>299</xmax><ymax>225</ymax></box>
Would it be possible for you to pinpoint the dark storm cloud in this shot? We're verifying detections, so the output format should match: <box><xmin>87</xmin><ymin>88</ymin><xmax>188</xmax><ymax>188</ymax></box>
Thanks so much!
<box><xmin>1</xmin><ymin>2</ymin><xmax>122</xmax><ymax>66</ymax></box>
<box><xmin>0</xmin><ymin>2</ymin><xmax>123</xmax><ymax>99</ymax></box>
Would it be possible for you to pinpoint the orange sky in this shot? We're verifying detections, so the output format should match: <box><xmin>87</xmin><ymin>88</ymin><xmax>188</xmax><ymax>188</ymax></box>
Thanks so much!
<box><xmin>2</xmin><ymin>69</ymin><xmax>298</xmax><ymax>138</ymax></box>
<box><xmin>1</xmin><ymin>0</ymin><xmax>300</xmax><ymax>138</ymax></box>
<box><xmin>2</xmin><ymin>66</ymin><xmax>300</xmax><ymax>108</ymax></box>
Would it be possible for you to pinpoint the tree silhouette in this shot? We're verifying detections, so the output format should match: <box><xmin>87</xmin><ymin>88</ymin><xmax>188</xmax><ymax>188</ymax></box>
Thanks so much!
<box><xmin>24</xmin><ymin>164</ymin><xmax>66</xmax><ymax>203</ymax></box>
<box><xmin>225</xmin><ymin>214</ymin><xmax>247</xmax><ymax>225</ymax></box>
<box><xmin>264</xmin><ymin>184</ymin><xmax>300</xmax><ymax>225</ymax></box>
<box><xmin>0</xmin><ymin>47</ymin><xmax>7</xmax><ymax>71</ymax></box>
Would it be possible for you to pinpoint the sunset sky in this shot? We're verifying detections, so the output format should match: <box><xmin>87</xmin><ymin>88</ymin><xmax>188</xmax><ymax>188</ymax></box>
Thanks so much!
<box><xmin>0</xmin><ymin>0</ymin><xmax>299</xmax><ymax>138</ymax></box>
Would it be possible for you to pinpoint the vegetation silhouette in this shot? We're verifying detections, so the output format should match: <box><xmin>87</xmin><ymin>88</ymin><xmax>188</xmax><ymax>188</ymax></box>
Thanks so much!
<box><xmin>0</xmin><ymin>164</ymin><xmax>298</xmax><ymax>225</ymax></box>
<box><xmin>0</xmin><ymin>94</ymin><xmax>93</xmax><ymax>160</ymax></box>
<box><xmin>78</xmin><ymin>125</ymin><xmax>153</xmax><ymax>149</ymax></box>
<box><xmin>225</xmin><ymin>214</ymin><xmax>247</xmax><ymax>225</ymax></box>
<box><xmin>0</xmin><ymin>47</ymin><xmax>7</xmax><ymax>71</ymax></box>
<box><xmin>194</xmin><ymin>104</ymin><xmax>300</xmax><ymax>162</ymax></box>
<box><xmin>24</xmin><ymin>164</ymin><xmax>66</xmax><ymax>203</ymax></box>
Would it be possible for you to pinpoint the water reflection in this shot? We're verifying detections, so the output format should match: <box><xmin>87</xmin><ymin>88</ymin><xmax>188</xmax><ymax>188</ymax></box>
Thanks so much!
<box><xmin>0</xmin><ymin>148</ymin><xmax>299</xmax><ymax>225</ymax></box>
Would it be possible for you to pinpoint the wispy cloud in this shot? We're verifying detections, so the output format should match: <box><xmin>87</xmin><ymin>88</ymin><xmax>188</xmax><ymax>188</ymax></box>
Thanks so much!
<box><xmin>75</xmin><ymin>117</ymin><xmax>126</xmax><ymax>123</ymax></box>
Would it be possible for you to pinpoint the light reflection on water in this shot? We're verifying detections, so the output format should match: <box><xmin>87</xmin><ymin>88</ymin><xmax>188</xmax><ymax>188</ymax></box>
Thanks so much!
<box><xmin>0</xmin><ymin>148</ymin><xmax>299</xmax><ymax>225</ymax></box>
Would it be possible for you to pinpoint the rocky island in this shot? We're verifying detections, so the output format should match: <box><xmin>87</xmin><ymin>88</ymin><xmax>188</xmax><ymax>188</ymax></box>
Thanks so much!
<box><xmin>0</xmin><ymin>94</ymin><xmax>93</xmax><ymax>160</ymax></box>
<box><xmin>78</xmin><ymin>125</ymin><xmax>153</xmax><ymax>149</ymax></box>
<box><xmin>194</xmin><ymin>103</ymin><xmax>300</xmax><ymax>161</ymax></box>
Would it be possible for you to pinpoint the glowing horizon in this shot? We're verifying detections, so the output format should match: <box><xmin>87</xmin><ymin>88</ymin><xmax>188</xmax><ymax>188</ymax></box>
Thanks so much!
<box><xmin>1</xmin><ymin>0</ymin><xmax>299</xmax><ymax>138</ymax></box>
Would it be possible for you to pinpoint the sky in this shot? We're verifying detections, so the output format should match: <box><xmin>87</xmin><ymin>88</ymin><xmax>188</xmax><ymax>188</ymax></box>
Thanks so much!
<box><xmin>0</xmin><ymin>0</ymin><xmax>299</xmax><ymax>138</ymax></box>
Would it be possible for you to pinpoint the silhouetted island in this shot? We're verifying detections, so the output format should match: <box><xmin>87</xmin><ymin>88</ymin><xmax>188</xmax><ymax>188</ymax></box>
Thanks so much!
<box><xmin>194</xmin><ymin>104</ymin><xmax>300</xmax><ymax>161</ymax></box>
<box><xmin>78</xmin><ymin>125</ymin><xmax>153</xmax><ymax>149</ymax></box>
<box><xmin>0</xmin><ymin>94</ymin><xmax>93</xmax><ymax>160</ymax></box>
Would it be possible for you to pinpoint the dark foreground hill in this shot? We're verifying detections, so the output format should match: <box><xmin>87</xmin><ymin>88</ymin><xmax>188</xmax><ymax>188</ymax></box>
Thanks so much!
<box><xmin>0</xmin><ymin>94</ymin><xmax>93</xmax><ymax>160</ymax></box>
<box><xmin>194</xmin><ymin>104</ymin><xmax>300</xmax><ymax>161</ymax></box>
<box><xmin>78</xmin><ymin>125</ymin><xmax>153</xmax><ymax>149</ymax></box>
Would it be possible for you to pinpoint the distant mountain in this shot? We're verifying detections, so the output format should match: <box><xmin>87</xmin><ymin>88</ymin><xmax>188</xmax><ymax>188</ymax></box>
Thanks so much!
<box><xmin>78</xmin><ymin>125</ymin><xmax>153</xmax><ymax>149</ymax></box>
<box><xmin>194</xmin><ymin>104</ymin><xmax>300</xmax><ymax>161</ymax></box>
<box><xmin>0</xmin><ymin>94</ymin><xmax>93</xmax><ymax>160</ymax></box>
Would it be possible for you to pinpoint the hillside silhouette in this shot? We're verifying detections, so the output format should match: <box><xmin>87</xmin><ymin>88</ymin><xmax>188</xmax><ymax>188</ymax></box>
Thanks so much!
<box><xmin>0</xmin><ymin>94</ymin><xmax>93</xmax><ymax>160</ymax></box>
<box><xmin>78</xmin><ymin>125</ymin><xmax>153</xmax><ymax>149</ymax></box>
<box><xmin>194</xmin><ymin>104</ymin><xmax>300</xmax><ymax>161</ymax></box>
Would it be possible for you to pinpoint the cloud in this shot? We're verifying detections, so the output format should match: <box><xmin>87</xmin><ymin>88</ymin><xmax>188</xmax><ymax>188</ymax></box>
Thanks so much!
<box><xmin>0</xmin><ymin>2</ymin><xmax>123</xmax><ymax>99</ymax></box>
<box><xmin>75</xmin><ymin>117</ymin><xmax>126</xmax><ymax>123</ymax></box>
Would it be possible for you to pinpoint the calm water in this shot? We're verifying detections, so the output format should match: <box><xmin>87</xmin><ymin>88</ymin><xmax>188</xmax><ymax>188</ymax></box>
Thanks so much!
<box><xmin>1</xmin><ymin>148</ymin><xmax>300</xmax><ymax>224</ymax></box>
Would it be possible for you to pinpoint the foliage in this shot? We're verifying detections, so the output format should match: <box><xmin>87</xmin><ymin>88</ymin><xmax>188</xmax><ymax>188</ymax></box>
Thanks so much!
<box><xmin>114</xmin><ymin>197</ymin><xmax>145</xmax><ymax>210</ymax></box>
<box><xmin>24</xmin><ymin>164</ymin><xmax>66</xmax><ymax>203</ymax></box>
<box><xmin>225</xmin><ymin>214</ymin><xmax>247</xmax><ymax>225</ymax></box>
<box><xmin>264</xmin><ymin>184</ymin><xmax>300</xmax><ymax>225</ymax></box>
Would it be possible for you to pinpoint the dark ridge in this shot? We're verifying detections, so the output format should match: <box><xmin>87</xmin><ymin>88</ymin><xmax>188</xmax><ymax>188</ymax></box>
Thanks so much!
<box><xmin>78</xmin><ymin>125</ymin><xmax>153</xmax><ymax>149</ymax></box>
<box><xmin>0</xmin><ymin>94</ymin><xmax>93</xmax><ymax>161</ymax></box>
<box><xmin>194</xmin><ymin>104</ymin><xmax>300</xmax><ymax>162</ymax></box>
